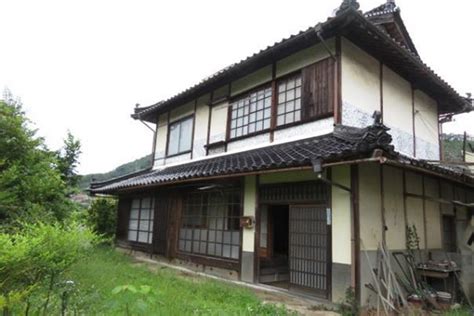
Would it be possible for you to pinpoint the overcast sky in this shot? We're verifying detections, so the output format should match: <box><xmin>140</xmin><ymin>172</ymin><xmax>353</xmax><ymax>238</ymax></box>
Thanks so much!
<box><xmin>1</xmin><ymin>0</ymin><xmax>473</xmax><ymax>174</ymax></box>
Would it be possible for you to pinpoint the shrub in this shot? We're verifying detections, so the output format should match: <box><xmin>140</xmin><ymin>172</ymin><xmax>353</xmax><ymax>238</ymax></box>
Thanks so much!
<box><xmin>87</xmin><ymin>198</ymin><xmax>117</xmax><ymax>237</ymax></box>
<box><xmin>0</xmin><ymin>221</ymin><xmax>99</xmax><ymax>314</ymax></box>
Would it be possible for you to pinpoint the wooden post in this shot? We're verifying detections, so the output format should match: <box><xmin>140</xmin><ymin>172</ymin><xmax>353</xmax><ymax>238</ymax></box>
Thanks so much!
<box><xmin>463</xmin><ymin>131</ymin><xmax>467</xmax><ymax>162</ymax></box>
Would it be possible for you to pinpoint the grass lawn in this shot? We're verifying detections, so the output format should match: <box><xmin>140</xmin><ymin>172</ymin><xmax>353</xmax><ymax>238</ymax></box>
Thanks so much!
<box><xmin>59</xmin><ymin>247</ymin><xmax>291</xmax><ymax>315</ymax></box>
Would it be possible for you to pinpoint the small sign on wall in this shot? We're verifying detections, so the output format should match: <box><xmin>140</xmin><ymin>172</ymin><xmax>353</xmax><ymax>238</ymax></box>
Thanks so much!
<box><xmin>240</xmin><ymin>216</ymin><xmax>254</xmax><ymax>229</ymax></box>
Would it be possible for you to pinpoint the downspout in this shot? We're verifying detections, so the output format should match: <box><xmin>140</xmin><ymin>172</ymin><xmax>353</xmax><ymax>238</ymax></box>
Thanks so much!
<box><xmin>313</xmin><ymin>25</ymin><xmax>337</xmax><ymax>62</ymax></box>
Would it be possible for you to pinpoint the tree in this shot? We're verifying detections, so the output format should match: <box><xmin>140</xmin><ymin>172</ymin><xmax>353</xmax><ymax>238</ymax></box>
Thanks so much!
<box><xmin>0</xmin><ymin>92</ymin><xmax>72</xmax><ymax>226</ymax></box>
<box><xmin>57</xmin><ymin>131</ymin><xmax>82</xmax><ymax>190</ymax></box>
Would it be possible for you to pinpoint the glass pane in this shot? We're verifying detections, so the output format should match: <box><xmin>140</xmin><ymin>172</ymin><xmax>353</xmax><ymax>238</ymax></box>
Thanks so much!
<box><xmin>139</xmin><ymin>220</ymin><xmax>149</xmax><ymax>231</ymax></box>
<box><xmin>287</xmin><ymin>100</ymin><xmax>295</xmax><ymax>112</ymax></box>
<box><xmin>178</xmin><ymin>117</ymin><xmax>193</xmax><ymax>152</ymax></box>
<box><xmin>263</xmin><ymin>119</ymin><xmax>270</xmax><ymax>129</ymax></box>
<box><xmin>295</xmin><ymin>110</ymin><xmax>301</xmax><ymax>121</ymax></box>
<box><xmin>129</xmin><ymin>219</ymin><xmax>138</xmax><ymax>230</ymax></box>
<box><xmin>138</xmin><ymin>232</ymin><xmax>148</xmax><ymax>243</ymax></box>
<box><xmin>296</xmin><ymin>87</ymin><xmax>301</xmax><ymax>98</ymax></box>
<box><xmin>285</xmin><ymin>113</ymin><xmax>294</xmax><ymax>124</ymax></box>
<box><xmin>128</xmin><ymin>230</ymin><xmax>137</xmax><ymax>241</ymax></box>
<box><xmin>278</xmin><ymin>93</ymin><xmax>285</xmax><ymax>104</ymax></box>
<box><xmin>130</xmin><ymin>209</ymin><xmax>139</xmax><ymax>220</ymax></box>
<box><xmin>277</xmin><ymin>115</ymin><xmax>284</xmax><ymax>126</ymax></box>
<box><xmin>167</xmin><ymin>122</ymin><xmax>180</xmax><ymax>155</ymax></box>
<box><xmin>231</xmin><ymin>246</ymin><xmax>239</xmax><ymax>259</ymax></box>
<box><xmin>140</xmin><ymin>209</ymin><xmax>150</xmax><ymax>220</ymax></box>
<box><xmin>287</xmin><ymin>89</ymin><xmax>295</xmax><ymax>100</ymax></box>
<box><xmin>287</xmin><ymin>79</ymin><xmax>295</xmax><ymax>90</ymax></box>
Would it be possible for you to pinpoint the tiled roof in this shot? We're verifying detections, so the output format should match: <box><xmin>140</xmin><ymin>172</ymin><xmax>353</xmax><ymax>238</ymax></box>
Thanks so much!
<box><xmin>90</xmin><ymin>123</ymin><xmax>394</xmax><ymax>194</ymax></box>
<box><xmin>132</xmin><ymin>3</ymin><xmax>470</xmax><ymax>122</ymax></box>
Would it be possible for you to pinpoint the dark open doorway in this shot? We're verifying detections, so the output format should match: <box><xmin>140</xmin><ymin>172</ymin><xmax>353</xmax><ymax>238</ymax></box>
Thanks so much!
<box><xmin>259</xmin><ymin>205</ymin><xmax>290</xmax><ymax>289</ymax></box>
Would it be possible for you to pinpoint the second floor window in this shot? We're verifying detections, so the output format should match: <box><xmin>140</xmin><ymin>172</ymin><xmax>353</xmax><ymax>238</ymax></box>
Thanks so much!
<box><xmin>229</xmin><ymin>86</ymin><xmax>272</xmax><ymax>139</ymax></box>
<box><xmin>168</xmin><ymin>116</ymin><xmax>193</xmax><ymax>156</ymax></box>
<box><xmin>277</xmin><ymin>74</ymin><xmax>302</xmax><ymax>126</ymax></box>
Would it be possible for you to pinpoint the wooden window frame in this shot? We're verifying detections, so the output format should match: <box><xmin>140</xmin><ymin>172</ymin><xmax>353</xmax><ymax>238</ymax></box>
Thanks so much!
<box><xmin>227</xmin><ymin>84</ymin><xmax>273</xmax><ymax>141</ymax></box>
<box><xmin>127</xmin><ymin>197</ymin><xmax>155</xmax><ymax>245</ymax></box>
<box><xmin>166</xmin><ymin>114</ymin><xmax>194</xmax><ymax>158</ymax></box>
<box><xmin>225</xmin><ymin>57</ymin><xmax>335</xmax><ymax>144</ymax></box>
<box><xmin>178</xmin><ymin>189</ymin><xmax>242</xmax><ymax>261</ymax></box>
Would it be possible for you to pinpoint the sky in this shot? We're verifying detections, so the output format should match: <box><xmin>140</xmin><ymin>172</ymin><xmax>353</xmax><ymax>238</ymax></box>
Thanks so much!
<box><xmin>1</xmin><ymin>0</ymin><xmax>473</xmax><ymax>174</ymax></box>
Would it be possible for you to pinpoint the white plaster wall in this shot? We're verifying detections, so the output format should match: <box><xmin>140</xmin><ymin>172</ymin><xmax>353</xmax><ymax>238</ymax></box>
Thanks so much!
<box><xmin>341</xmin><ymin>38</ymin><xmax>380</xmax><ymax>127</ymax></box>
<box><xmin>209</xmin><ymin>102</ymin><xmax>228</xmax><ymax>144</ymax></box>
<box><xmin>192</xmin><ymin>94</ymin><xmax>211</xmax><ymax>159</ymax></box>
<box><xmin>405</xmin><ymin>171</ymin><xmax>425</xmax><ymax>249</ymax></box>
<box><xmin>414</xmin><ymin>90</ymin><xmax>440</xmax><ymax>160</ymax></box>
<box><xmin>383</xmin><ymin>66</ymin><xmax>414</xmax><ymax>156</ymax></box>
<box><xmin>227</xmin><ymin>133</ymin><xmax>270</xmax><ymax>153</ymax></box>
<box><xmin>170</xmin><ymin>101</ymin><xmax>194</xmax><ymax>122</ymax></box>
<box><xmin>153</xmin><ymin>113</ymin><xmax>169</xmax><ymax>168</ymax></box>
<box><xmin>273</xmin><ymin>117</ymin><xmax>334</xmax><ymax>142</ymax></box>
<box><xmin>331</xmin><ymin>165</ymin><xmax>352</xmax><ymax>264</ymax></box>
<box><xmin>382</xmin><ymin>165</ymin><xmax>406</xmax><ymax>250</ymax></box>
<box><xmin>243</xmin><ymin>175</ymin><xmax>257</xmax><ymax>252</ymax></box>
<box><xmin>358</xmin><ymin>163</ymin><xmax>383</xmax><ymax>251</ymax></box>
<box><xmin>275</xmin><ymin>39</ymin><xmax>334</xmax><ymax>78</ymax></box>
<box><xmin>165</xmin><ymin>152</ymin><xmax>191</xmax><ymax>165</ymax></box>
<box><xmin>231</xmin><ymin>66</ymin><xmax>272</xmax><ymax>97</ymax></box>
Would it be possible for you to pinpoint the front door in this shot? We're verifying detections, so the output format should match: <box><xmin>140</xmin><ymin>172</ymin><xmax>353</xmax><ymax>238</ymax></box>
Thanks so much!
<box><xmin>289</xmin><ymin>205</ymin><xmax>330</xmax><ymax>297</ymax></box>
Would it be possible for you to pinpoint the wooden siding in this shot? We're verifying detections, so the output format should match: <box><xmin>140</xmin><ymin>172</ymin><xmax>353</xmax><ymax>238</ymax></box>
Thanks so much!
<box><xmin>302</xmin><ymin>58</ymin><xmax>335</xmax><ymax>119</ymax></box>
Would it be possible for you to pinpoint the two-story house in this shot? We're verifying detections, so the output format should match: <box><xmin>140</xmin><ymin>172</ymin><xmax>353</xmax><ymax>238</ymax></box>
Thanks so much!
<box><xmin>91</xmin><ymin>0</ymin><xmax>474</xmax><ymax>305</ymax></box>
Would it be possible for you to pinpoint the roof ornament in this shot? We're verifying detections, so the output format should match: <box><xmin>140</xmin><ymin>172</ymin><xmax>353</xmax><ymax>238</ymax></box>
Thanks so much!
<box><xmin>385</xmin><ymin>0</ymin><xmax>397</xmax><ymax>11</ymax></box>
<box><xmin>335</xmin><ymin>0</ymin><xmax>360</xmax><ymax>15</ymax></box>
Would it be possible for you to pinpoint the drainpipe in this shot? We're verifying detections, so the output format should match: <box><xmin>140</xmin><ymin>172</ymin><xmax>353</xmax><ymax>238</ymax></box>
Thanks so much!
<box><xmin>313</xmin><ymin>25</ymin><xmax>337</xmax><ymax>62</ymax></box>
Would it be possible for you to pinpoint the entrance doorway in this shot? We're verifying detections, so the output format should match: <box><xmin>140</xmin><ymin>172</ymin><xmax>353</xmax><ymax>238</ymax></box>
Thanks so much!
<box><xmin>258</xmin><ymin>204</ymin><xmax>330</xmax><ymax>298</ymax></box>
<box><xmin>259</xmin><ymin>205</ymin><xmax>290</xmax><ymax>288</ymax></box>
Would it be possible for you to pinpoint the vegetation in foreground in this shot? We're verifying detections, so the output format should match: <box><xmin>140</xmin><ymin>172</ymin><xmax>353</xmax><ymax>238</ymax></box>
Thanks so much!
<box><xmin>44</xmin><ymin>247</ymin><xmax>290</xmax><ymax>315</ymax></box>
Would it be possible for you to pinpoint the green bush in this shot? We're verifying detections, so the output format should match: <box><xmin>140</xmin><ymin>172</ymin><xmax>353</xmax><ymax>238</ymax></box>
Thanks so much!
<box><xmin>87</xmin><ymin>198</ymin><xmax>117</xmax><ymax>237</ymax></box>
<box><xmin>0</xmin><ymin>221</ymin><xmax>99</xmax><ymax>314</ymax></box>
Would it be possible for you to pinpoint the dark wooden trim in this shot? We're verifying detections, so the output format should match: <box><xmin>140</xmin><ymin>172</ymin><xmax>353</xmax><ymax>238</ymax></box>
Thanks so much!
<box><xmin>422</xmin><ymin>175</ymin><xmax>428</xmax><ymax>249</ymax></box>
<box><xmin>402</xmin><ymin>170</ymin><xmax>408</xmax><ymax>237</ymax></box>
<box><xmin>238</xmin><ymin>176</ymin><xmax>244</xmax><ymax>276</ymax></box>
<box><xmin>150</xmin><ymin>115</ymin><xmax>158</xmax><ymax>168</ymax></box>
<box><xmin>379</xmin><ymin>61</ymin><xmax>384</xmax><ymax>123</ymax></box>
<box><xmin>176</xmin><ymin>253</ymin><xmax>240</xmax><ymax>271</ymax></box>
<box><xmin>335</xmin><ymin>36</ymin><xmax>342</xmax><ymax>124</ymax></box>
<box><xmin>165</xmin><ymin>114</ymin><xmax>195</xmax><ymax>158</ymax></box>
<box><xmin>270</xmin><ymin>63</ymin><xmax>277</xmax><ymax>143</ymax></box>
<box><xmin>350</xmin><ymin>164</ymin><xmax>360</xmax><ymax>303</ymax></box>
<box><xmin>437</xmin><ymin>102</ymin><xmax>443</xmax><ymax>160</ymax></box>
<box><xmin>190</xmin><ymin>99</ymin><xmax>197</xmax><ymax>160</ymax></box>
<box><xmin>380</xmin><ymin>164</ymin><xmax>386</xmax><ymax>244</ymax></box>
<box><xmin>205</xmin><ymin>92</ymin><xmax>213</xmax><ymax>156</ymax></box>
<box><xmin>412</xmin><ymin>87</ymin><xmax>417</xmax><ymax>157</ymax></box>
<box><xmin>165</xmin><ymin>150</ymin><xmax>192</xmax><ymax>159</ymax></box>
<box><xmin>326</xmin><ymin>168</ymin><xmax>333</xmax><ymax>301</ymax></box>
<box><xmin>254</xmin><ymin>175</ymin><xmax>261</xmax><ymax>283</ymax></box>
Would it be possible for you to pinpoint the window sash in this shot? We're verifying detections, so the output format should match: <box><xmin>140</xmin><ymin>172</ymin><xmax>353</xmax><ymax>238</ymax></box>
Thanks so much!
<box><xmin>229</xmin><ymin>86</ymin><xmax>272</xmax><ymax>139</ymax></box>
<box><xmin>168</xmin><ymin>116</ymin><xmax>193</xmax><ymax>156</ymax></box>
<box><xmin>178</xmin><ymin>190</ymin><xmax>241</xmax><ymax>260</ymax></box>
<box><xmin>276</xmin><ymin>74</ymin><xmax>302</xmax><ymax>126</ymax></box>
<box><xmin>128</xmin><ymin>197</ymin><xmax>155</xmax><ymax>244</ymax></box>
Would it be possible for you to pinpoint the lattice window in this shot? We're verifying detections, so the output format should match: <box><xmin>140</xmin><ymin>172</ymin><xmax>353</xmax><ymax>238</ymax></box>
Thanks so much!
<box><xmin>229</xmin><ymin>86</ymin><xmax>272</xmax><ymax>139</ymax></box>
<box><xmin>128</xmin><ymin>197</ymin><xmax>154</xmax><ymax>244</ymax></box>
<box><xmin>179</xmin><ymin>189</ymin><xmax>241</xmax><ymax>260</ymax></box>
<box><xmin>277</xmin><ymin>74</ymin><xmax>302</xmax><ymax>126</ymax></box>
